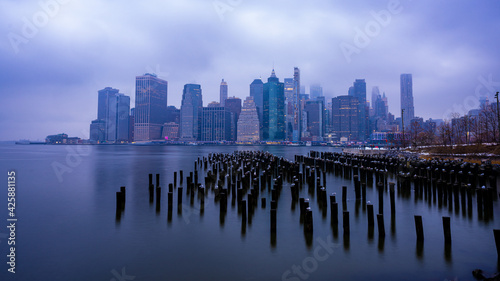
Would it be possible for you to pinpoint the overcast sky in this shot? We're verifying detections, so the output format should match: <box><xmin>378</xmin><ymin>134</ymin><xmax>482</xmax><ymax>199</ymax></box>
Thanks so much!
<box><xmin>1</xmin><ymin>0</ymin><xmax>499</xmax><ymax>141</ymax></box>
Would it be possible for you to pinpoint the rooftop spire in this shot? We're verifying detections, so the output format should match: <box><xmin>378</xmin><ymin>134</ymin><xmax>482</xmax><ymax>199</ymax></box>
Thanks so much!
<box><xmin>270</xmin><ymin>69</ymin><xmax>276</xmax><ymax>78</ymax></box>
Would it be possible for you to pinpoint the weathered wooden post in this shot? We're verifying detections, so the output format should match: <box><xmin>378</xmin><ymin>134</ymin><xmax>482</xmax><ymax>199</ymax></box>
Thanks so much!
<box><xmin>415</xmin><ymin>215</ymin><xmax>424</xmax><ymax>242</ymax></box>
<box><xmin>443</xmin><ymin>216</ymin><xmax>451</xmax><ymax>244</ymax></box>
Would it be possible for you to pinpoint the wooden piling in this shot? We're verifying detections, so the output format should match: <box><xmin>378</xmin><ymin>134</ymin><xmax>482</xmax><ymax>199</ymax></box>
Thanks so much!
<box><xmin>443</xmin><ymin>216</ymin><xmax>451</xmax><ymax>244</ymax></box>
<box><xmin>414</xmin><ymin>215</ymin><xmax>424</xmax><ymax>242</ymax></box>
<box><xmin>377</xmin><ymin>214</ymin><xmax>385</xmax><ymax>238</ymax></box>
<box><xmin>494</xmin><ymin>229</ymin><xmax>500</xmax><ymax>258</ymax></box>
<box><xmin>343</xmin><ymin>211</ymin><xmax>350</xmax><ymax>236</ymax></box>
<box><xmin>367</xmin><ymin>203</ymin><xmax>374</xmax><ymax>228</ymax></box>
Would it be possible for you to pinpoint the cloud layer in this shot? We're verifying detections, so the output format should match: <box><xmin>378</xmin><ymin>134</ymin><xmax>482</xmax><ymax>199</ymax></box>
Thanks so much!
<box><xmin>1</xmin><ymin>0</ymin><xmax>499</xmax><ymax>140</ymax></box>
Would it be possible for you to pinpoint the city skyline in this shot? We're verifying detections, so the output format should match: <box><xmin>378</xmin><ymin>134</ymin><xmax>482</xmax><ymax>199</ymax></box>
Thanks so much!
<box><xmin>1</xmin><ymin>0</ymin><xmax>500</xmax><ymax>141</ymax></box>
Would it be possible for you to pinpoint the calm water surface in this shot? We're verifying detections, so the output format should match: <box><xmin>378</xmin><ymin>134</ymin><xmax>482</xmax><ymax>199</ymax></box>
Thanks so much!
<box><xmin>0</xmin><ymin>144</ymin><xmax>498</xmax><ymax>281</ymax></box>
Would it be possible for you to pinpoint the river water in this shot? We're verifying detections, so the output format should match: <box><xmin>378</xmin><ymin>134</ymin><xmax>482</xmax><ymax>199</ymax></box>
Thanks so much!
<box><xmin>0</xmin><ymin>144</ymin><xmax>498</xmax><ymax>281</ymax></box>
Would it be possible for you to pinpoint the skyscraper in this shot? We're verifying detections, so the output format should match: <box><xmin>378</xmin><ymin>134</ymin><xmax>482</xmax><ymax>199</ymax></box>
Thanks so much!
<box><xmin>98</xmin><ymin>87</ymin><xmax>119</xmax><ymax>121</ymax></box>
<box><xmin>134</xmin><ymin>73</ymin><xmax>168</xmax><ymax>141</ymax></box>
<box><xmin>263</xmin><ymin>69</ymin><xmax>285</xmax><ymax>141</ymax></box>
<box><xmin>284</xmin><ymin>78</ymin><xmax>294</xmax><ymax>140</ymax></box>
<box><xmin>304</xmin><ymin>99</ymin><xmax>324</xmax><ymax>140</ymax></box>
<box><xmin>91</xmin><ymin>87</ymin><xmax>130</xmax><ymax>143</ymax></box>
<box><xmin>349</xmin><ymin>79</ymin><xmax>368</xmax><ymax>140</ymax></box>
<box><xmin>400</xmin><ymin>74</ymin><xmax>414</xmax><ymax>128</ymax></box>
<box><xmin>310</xmin><ymin>84</ymin><xmax>323</xmax><ymax>100</ymax></box>
<box><xmin>250</xmin><ymin>78</ymin><xmax>264</xmax><ymax>136</ymax></box>
<box><xmin>180</xmin><ymin>84</ymin><xmax>203</xmax><ymax>141</ymax></box>
<box><xmin>220</xmin><ymin>79</ymin><xmax>228</xmax><ymax>107</ymax></box>
<box><xmin>293</xmin><ymin>67</ymin><xmax>301</xmax><ymax>141</ymax></box>
<box><xmin>200</xmin><ymin>107</ymin><xmax>231</xmax><ymax>141</ymax></box>
<box><xmin>225</xmin><ymin>97</ymin><xmax>242</xmax><ymax>141</ymax></box>
<box><xmin>332</xmin><ymin>96</ymin><xmax>360</xmax><ymax>141</ymax></box>
<box><xmin>237</xmin><ymin>96</ymin><xmax>260</xmax><ymax>142</ymax></box>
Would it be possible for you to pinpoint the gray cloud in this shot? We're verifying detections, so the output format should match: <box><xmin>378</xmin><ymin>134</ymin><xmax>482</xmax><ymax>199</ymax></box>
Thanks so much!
<box><xmin>1</xmin><ymin>0</ymin><xmax>499</xmax><ymax>140</ymax></box>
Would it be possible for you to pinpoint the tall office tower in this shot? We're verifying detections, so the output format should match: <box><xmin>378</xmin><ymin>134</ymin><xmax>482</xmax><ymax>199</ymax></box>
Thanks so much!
<box><xmin>400</xmin><ymin>74</ymin><xmax>414</xmax><ymax>128</ymax></box>
<box><xmin>225</xmin><ymin>97</ymin><xmax>242</xmax><ymax>141</ymax></box>
<box><xmin>108</xmin><ymin>94</ymin><xmax>130</xmax><ymax>142</ymax></box>
<box><xmin>250</xmin><ymin>78</ymin><xmax>264</xmax><ymax>136</ymax></box>
<box><xmin>373</xmin><ymin>93</ymin><xmax>388</xmax><ymax>119</ymax></box>
<box><xmin>237</xmin><ymin>96</ymin><xmax>260</xmax><ymax>142</ymax></box>
<box><xmin>91</xmin><ymin>87</ymin><xmax>130</xmax><ymax>143</ymax></box>
<box><xmin>129</xmin><ymin>108</ymin><xmax>134</xmax><ymax>143</ymax></box>
<box><xmin>310</xmin><ymin>84</ymin><xmax>323</xmax><ymax>100</ymax></box>
<box><xmin>97</xmin><ymin>87</ymin><xmax>119</xmax><ymax>121</ymax></box>
<box><xmin>284</xmin><ymin>78</ymin><xmax>294</xmax><ymax>140</ymax></box>
<box><xmin>293</xmin><ymin>67</ymin><xmax>301</xmax><ymax>141</ymax></box>
<box><xmin>200</xmin><ymin>107</ymin><xmax>231</xmax><ymax>141</ymax></box>
<box><xmin>263</xmin><ymin>69</ymin><xmax>285</xmax><ymax>141</ymax></box>
<box><xmin>348</xmin><ymin>79</ymin><xmax>367</xmax><ymax>140</ymax></box>
<box><xmin>332</xmin><ymin>96</ymin><xmax>361</xmax><ymax>141</ymax></box>
<box><xmin>304</xmin><ymin>99</ymin><xmax>324</xmax><ymax>139</ymax></box>
<box><xmin>371</xmin><ymin>87</ymin><xmax>380</xmax><ymax>110</ymax></box>
<box><xmin>180</xmin><ymin>84</ymin><xmax>203</xmax><ymax>141</ymax></box>
<box><xmin>134</xmin><ymin>73</ymin><xmax>168</xmax><ymax>141</ymax></box>
<box><xmin>220</xmin><ymin>79</ymin><xmax>228</xmax><ymax>107</ymax></box>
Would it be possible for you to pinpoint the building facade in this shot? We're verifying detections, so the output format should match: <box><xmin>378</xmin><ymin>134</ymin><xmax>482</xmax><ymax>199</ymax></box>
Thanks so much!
<box><xmin>332</xmin><ymin>95</ymin><xmax>361</xmax><ymax>141</ymax></box>
<box><xmin>263</xmin><ymin>69</ymin><xmax>285</xmax><ymax>141</ymax></box>
<box><xmin>400</xmin><ymin>73</ymin><xmax>414</xmax><ymax>128</ymax></box>
<box><xmin>180</xmin><ymin>84</ymin><xmax>203</xmax><ymax>141</ymax></box>
<box><xmin>200</xmin><ymin>107</ymin><xmax>231</xmax><ymax>141</ymax></box>
<box><xmin>237</xmin><ymin>96</ymin><xmax>260</xmax><ymax>142</ymax></box>
<box><xmin>134</xmin><ymin>73</ymin><xmax>168</xmax><ymax>141</ymax></box>
<box><xmin>220</xmin><ymin>79</ymin><xmax>228</xmax><ymax>107</ymax></box>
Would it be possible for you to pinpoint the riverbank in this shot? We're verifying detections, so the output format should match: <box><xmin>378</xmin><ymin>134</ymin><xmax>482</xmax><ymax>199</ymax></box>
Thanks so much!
<box><xmin>407</xmin><ymin>144</ymin><xmax>500</xmax><ymax>164</ymax></box>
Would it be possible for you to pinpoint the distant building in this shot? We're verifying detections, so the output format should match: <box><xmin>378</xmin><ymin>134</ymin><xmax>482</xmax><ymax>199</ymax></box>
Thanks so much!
<box><xmin>284</xmin><ymin>78</ymin><xmax>294</xmax><ymax>140</ymax></box>
<box><xmin>166</xmin><ymin>106</ymin><xmax>180</xmax><ymax>124</ymax></box>
<box><xmin>161</xmin><ymin>122</ymin><xmax>179</xmax><ymax>141</ymax></box>
<box><xmin>208</xmin><ymin>101</ymin><xmax>220</xmax><ymax>108</ymax></box>
<box><xmin>134</xmin><ymin>74</ymin><xmax>168</xmax><ymax>141</ymax></box>
<box><xmin>332</xmin><ymin>95</ymin><xmax>360</xmax><ymax>141</ymax></box>
<box><xmin>401</xmin><ymin>74</ymin><xmax>414</xmax><ymax>128</ymax></box>
<box><xmin>263</xmin><ymin>69</ymin><xmax>285</xmax><ymax>141</ymax></box>
<box><xmin>225</xmin><ymin>97</ymin><xmax>242</xmax><ymax>141</ymax></box>
<box><xmin>91</xmin><ymin>87</ymin><xmax>130</xmax><ymax>143</ymax></box>
<box><xmin>304</xmin><ymin>99</ymin><xmax>324</xmax><ymax>140</ymax></box>
<box><xmin>237</xmin><ymin>96</ymin><xmax>260</xmax><ymax>142</ymax></box>
<box><xmin>250</xmin><ymin>78</ymin><xmax>264</xmax><ymax>136</ymax></box>
<box><xmin>200</xmin><ymin>107</ymin><xmax>231</xmax><ymax>141</ymax></box>
<box><xmin>220</xmin><ymin>79</ymin><xmax>228</xmax><ymax>107</ymax></box>
<box><xmin>180</xmin><ymin>84</ymin><xmax>203</xmax><ymax>141</ymax></box>
<box><xmin>348</xmin><ymin>79</ymin><xmax>368</xmax><ymax>140</ymax></box>
<box><xmin>310</xmin><ymin>84</ymin><xmax>323</xmax><ymax>100</ymax></box>
<box><xmin>90</xmin><ymin>120</ymin><xmax>105</xmax><ymax>143</ymax></box>
<box><xmin>46</xmin><ymin>133</ymin><xmax>81</xmax><ymax>144</ymax></box>
<box><xmin>293</xmin><ymin>67</ymin><xmax>301</xmax><ymax>141</ymax></box>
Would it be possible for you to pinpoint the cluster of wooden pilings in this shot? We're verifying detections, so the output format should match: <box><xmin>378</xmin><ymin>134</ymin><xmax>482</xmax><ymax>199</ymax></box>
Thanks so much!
<box><xmin>115</xmin><ymin>150</ymin><xmax>500</xmax><ymax>259</ymax></box>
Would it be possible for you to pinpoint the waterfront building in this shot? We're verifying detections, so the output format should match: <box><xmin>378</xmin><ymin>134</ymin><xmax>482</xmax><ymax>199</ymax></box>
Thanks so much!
<box><xmin>237</xmin><ymin>96</ymin><xmax>260</xmax><ymax>142</ymax></box>
<box><xmin>180</xmin><ymin>84</ymin><xmax>203</xmax><ymax>141</ymax></box>
<box><xmin>263</xmin><ymin>69</ymin><xmax>285</xmax><ymax>141</ymax></box>
<box><xmin>134</xmin><ymin>73</ymin><xmax>168</xmax><ymax>141</ymax></box>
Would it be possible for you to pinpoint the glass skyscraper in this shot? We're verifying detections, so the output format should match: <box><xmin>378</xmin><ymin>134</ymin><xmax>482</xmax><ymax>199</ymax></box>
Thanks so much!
<box><xmin>180</xmin><ymin>84</ymin><xmax>203</xmax><ymax>141</ymax></box>
<box><xmin>134</xmin><ymin>73</ymin><xmax>168</xmax><ymax>141</ymax></box>
<box><xmin>263</xmin><ymin>69</ymin><xmax>285</xmax><ymax>141</ymax></box>
<box><xmin>250</xmin><ymin>78</ymin><xmax>264</xmax><ymax>137</ymax></box>
<box><xmin>349</xmin><ymin>79</ymin><xmax>367</xmax><ymax>140</ymax></box>
<box><xmin>220</xmin><ymin>79</ymin><xmax>228</xmax><ymax>107</ymax></box>
<box><xmin>332</xmin><ymin>95</ymin><xmax>360</xmax><ymax>141</ymax></box>
<box><xmin>400</xmin><ymin>73</ymin><xmax>414</xmax><ymax>128</ymax></box>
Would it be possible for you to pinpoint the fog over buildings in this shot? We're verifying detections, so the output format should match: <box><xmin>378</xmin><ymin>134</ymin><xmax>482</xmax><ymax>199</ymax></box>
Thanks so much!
<box><xmin>1</xmin><ymin>0</ymin><xmax>499</xmax><ymax>140</ymax></box>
